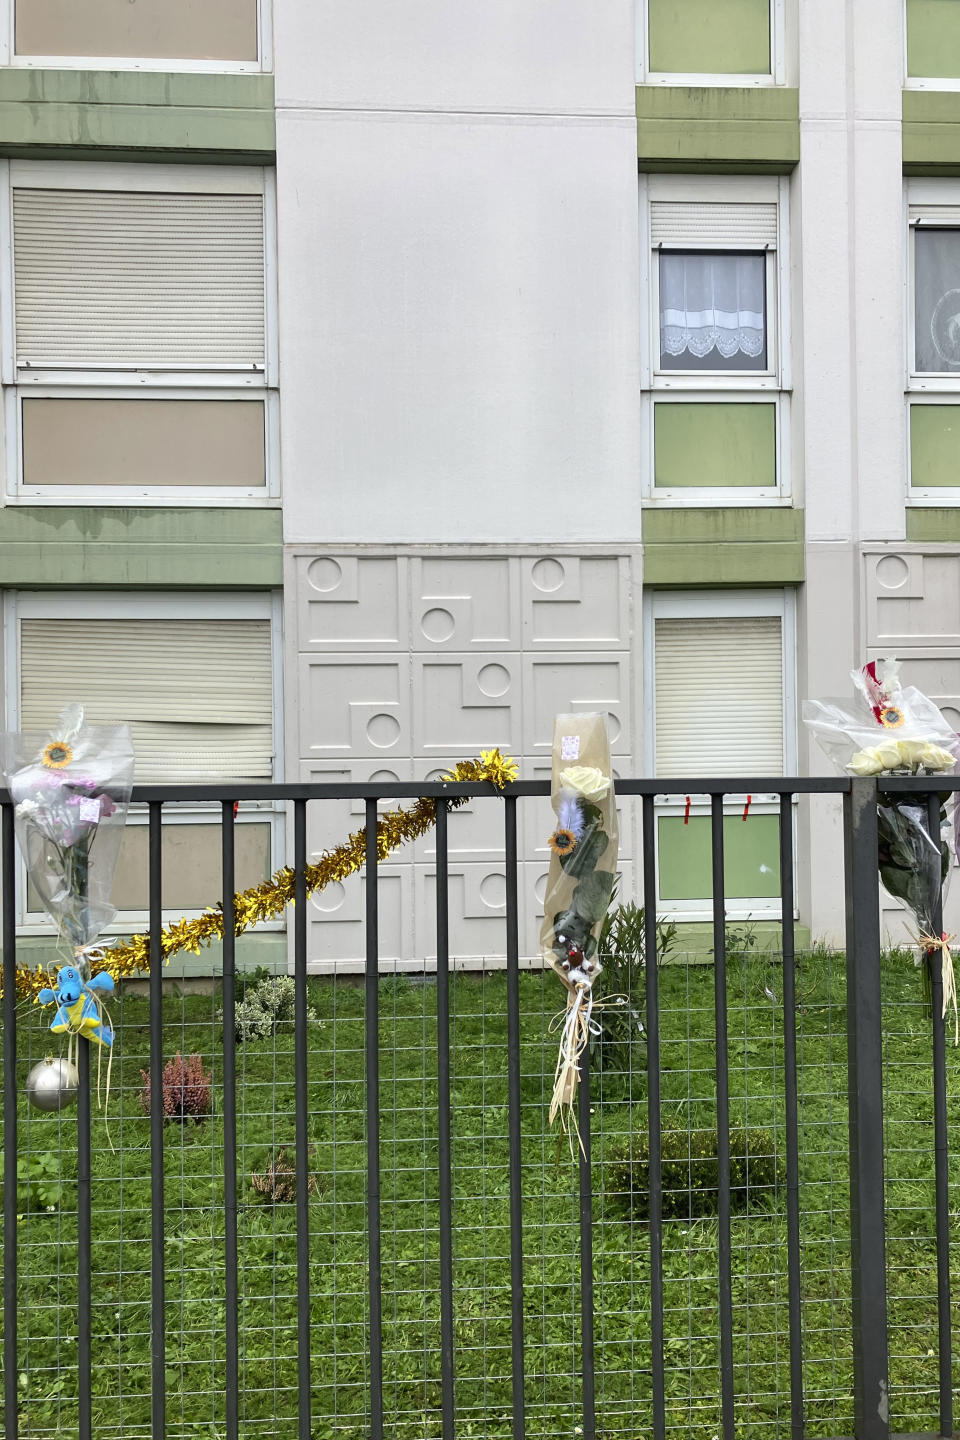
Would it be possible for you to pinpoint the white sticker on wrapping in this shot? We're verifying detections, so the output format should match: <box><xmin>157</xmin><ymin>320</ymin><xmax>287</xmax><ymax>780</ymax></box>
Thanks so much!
<box><xmin>560</xmin><ymin>735</ymin><xmax>580</xmax><ymax>761</ymax></box>
<box><xmin>77</xmin><ymin>797</ymin><xmax>101</xmax><ymax>823</ymax></box>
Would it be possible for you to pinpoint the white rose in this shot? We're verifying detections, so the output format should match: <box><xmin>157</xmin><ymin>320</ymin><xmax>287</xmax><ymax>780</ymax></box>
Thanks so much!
<box><xmin>847</xmin><ymin>748</ymin><xmax>884</xmax><ymax>776</ymax></box>
<box><xmin>558</xmin><ymin>765</ymin><xmax>611</xmax><ymax>802</ymax></box>
<box><xmin>918</xmin><ymin>741</ymin><xmax>956</xmax><ymax>772</ymax></box>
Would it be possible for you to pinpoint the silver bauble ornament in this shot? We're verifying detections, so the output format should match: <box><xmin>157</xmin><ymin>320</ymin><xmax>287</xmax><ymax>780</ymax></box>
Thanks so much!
<box><xmin>25</xmin><ymin>1056</ymin><xmax>79</xmax><ymax>1112</ymax></box>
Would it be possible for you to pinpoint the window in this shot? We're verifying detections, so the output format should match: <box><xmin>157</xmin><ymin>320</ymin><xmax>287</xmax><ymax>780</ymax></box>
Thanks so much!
<box><xmin>638</xmin><ymin>0</ymin><xmax>783</xmax><ymax>85</ymax></box>
<box><xmin>3</xmin><ymin>162</ymin><xmax>278</xmax><ymax>503</ymax></box>
<box><xmin>5</xmin><ymin>590</ymin><xmax>283</xmax><ymax>926</ymax></box>
<box><xmin>907</xmin><ymin>185</ymin><xmax>960</xmax><ymax>502</ymax></box>
<box><xmin>10</xmin><ymin>0</ymin><xmax>270</xmax><ymax>72</ymax></box>
<box><xmin>644</xmin><ymin>588</ymin><xmax>796</xmax><ymax>919</ymax></box>
<box><xmin>642</xmin><ymin>177</ymin><xmax>790</xmax><ymax>505</ymax></box>
<box><xmin>906</xmin><ymin>0</ymin><xmax>960</xmax><ymax>87</ymax></box>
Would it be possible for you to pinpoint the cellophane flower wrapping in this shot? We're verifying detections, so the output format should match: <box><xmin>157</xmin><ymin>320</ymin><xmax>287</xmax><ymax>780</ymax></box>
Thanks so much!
<box><xmin>803</xmin><ymin>659</ymin><xmax>959</xmax><ymax>939</ymax></box>
<box><xmin>1</xmin><ymin>704</ymin><xmax>134</xmax><ymax>950</ymax></box>
<box><xmin>539</xmin><ymin>713</ymin><xmax>618</xmax><ymax>1129</ymax></box>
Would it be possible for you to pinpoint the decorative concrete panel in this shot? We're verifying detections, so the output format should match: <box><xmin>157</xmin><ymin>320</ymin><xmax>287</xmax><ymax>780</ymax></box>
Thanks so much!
<box><xmin>865</xmin><ymin>551</ymin><xmax>960</xmax><ymax>650</ymax></box>
<box><xmin>296</xmin><ymin>554</ymin><xmax>407</xmax><ymax>649</ymax></box>
<box><xmin>522</xmin><ymin>653</ymin><xmax>630</xmax><ymax>758</ymax></box>
<box><xmin>289</xmin><ymin>548</ymin><xmax>636</xmax><ymax>968</ymax></box>
<box><xmin>306</xmin><ymin>864</ymin><xmax>412</xmax><ymax>966</ymax></box>
<box><xmin>298</xmin><ymin>654</ymin><xmax>410</xmax><ymax>759</ymax></box>
<box><xmin>411</xmin><ymin>556</ymin><xmax>520</xmax><ymax>652</ymax></box>
<box><xmin>522</xmin><ymin>555</ymin><xmax>628</xmax><ymax>649</ymax></box>
<box><xmin>413</xmin><ymin>654</ymin><xmax>520</xmax><ymax>758</ymax></box>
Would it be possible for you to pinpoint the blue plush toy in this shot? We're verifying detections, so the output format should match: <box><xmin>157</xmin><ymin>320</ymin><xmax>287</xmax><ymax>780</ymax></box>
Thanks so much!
<box><xmin>38</xmin><ymin>965</ymin><xmax>114</xmax><ymax>1046</ymax></box>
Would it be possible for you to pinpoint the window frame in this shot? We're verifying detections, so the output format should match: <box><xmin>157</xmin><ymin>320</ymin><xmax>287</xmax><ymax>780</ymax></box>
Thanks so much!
<box><xmin>903</xmin><ymin>0</ymin><xmax>960</xmax><ymax>91</ymax></box>
<box><xmin>0</xmin><ymin>160</ymin><xmax>279</xmax><ymax>504</ymax></box>
<box><xmin>636</xmin><ymin>0</ymin><xmax>784</xmax><ymax>86</ymax></box>
<box><xmin>641</xmin><ymin>174</ymin><xmax>792</xmax><ymax>506</ymax></box>
<box><xmin>2</xmin><ymin>0</ymin><xmax>272</xmax><ymax>73</ymax></box>
<box><xmin>3</xmin><ymin>587</ymin><xmax>285</xmax><ymax>932</ymax></box>
<box><xmin>905</xmin><ymin>180</ymin><xmax>960</xmax><ymax>505</ymax></box>
<box><xmin>642</xmin><ymin>586</ymin><xmax>797</xmax><ymax>920</ymax></box>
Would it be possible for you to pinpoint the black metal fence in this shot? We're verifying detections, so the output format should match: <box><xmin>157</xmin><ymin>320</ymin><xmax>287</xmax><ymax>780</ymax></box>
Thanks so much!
<box><xmin>0</xmin><ymin>775</ymin><xmax>957</xmax><ymax>1440</ymax></box>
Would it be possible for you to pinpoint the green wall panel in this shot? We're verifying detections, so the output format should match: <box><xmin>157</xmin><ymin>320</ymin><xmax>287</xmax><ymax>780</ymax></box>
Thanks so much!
<box><xmin>658</xmin><ymin>813</ymin><xmax>781</xmax><ymax>902</ymax></box>
<box><xmin>654</xmin><ymin>402</ymin><xmax>777</xmax><ymax>489</ymax></box>
<box><xmin>0</xmin><ymin>506</ymin><xmax>282</xmax><ymax>586</ymax></box>
<box><xmin>636</xmin><ymin>85</ymin><xmax>799</xmax><ymax>172</ymax></box>
<box><xmin>907</xmin><ymin>508</ymin><xmax>960</xmax><ymax>540</ymax></box>
<box><xmin>910</xmin><ymin>405</ymin><xmax>960</xmax><ymax>488</ymax></box>
<box><xmin>0</xmin><ymin>68</ymin><xmax>275</xmax><ymax>160</ymax></box>
<box><xmin>907</xmin><ymin>0</ymin><xmax>960</xmax><ymax>78</ymax></box>
<box><xmin>642</xmin><ymin>507</ymin><xmax>804</xmax><ymax>585</ymax></box>
<box><xmin>903</xmin><ymin>90</ymin><xmax>960</xmax><ymax>174</ymax></box>
<box><xmin>648</xmin><ymin>0</ymin><xmax>771</xmax><ymax>74</ymax></box>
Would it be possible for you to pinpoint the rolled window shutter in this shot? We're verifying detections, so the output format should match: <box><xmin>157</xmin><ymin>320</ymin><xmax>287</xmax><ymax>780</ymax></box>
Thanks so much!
<box><xmin>13</xmin><ymin>189</ymin><xmax>265</xmax><ymax>369</ymax></box>
<box><xmin>651</xmin><ymin>202</ymin><xmax>778</xmax><ymax>249</ymax></box>
<box><xmin>654</xmin><ymin>615</ymin><xmax>783</xmax><ymax>777</ymax></box>
<box><xmin>20</xmin><ymin>618</ymin><xmax>273</xmax><ymax>782</ymax></box>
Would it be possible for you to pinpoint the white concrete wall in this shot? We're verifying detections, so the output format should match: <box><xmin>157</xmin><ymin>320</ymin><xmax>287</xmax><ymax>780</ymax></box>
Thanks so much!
<box><xmin>274</xmin><ymin>0</ymin><xmax>641</xmax><ymax>546</ymax></box>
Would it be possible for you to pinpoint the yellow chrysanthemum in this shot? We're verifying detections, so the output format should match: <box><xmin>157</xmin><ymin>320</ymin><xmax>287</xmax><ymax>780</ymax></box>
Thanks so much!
<box><xmin>41</xmin><ymin>740</ymin><xmax>73</xmax><ymax>769</ymax></box>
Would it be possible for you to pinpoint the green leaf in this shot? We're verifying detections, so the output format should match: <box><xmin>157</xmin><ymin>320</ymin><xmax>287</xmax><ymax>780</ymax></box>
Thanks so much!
<box><xmin>559</xmin><ymin>825</ymin><xmax>607</xmax><ymax>879</ymax></box>
<box><xmin>572</xmin><ymin>869</ymin><xmax>616</xmax><ymax>924</ymax></box>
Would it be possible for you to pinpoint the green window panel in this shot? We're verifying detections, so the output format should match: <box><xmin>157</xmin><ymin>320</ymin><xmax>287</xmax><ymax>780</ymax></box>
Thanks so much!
<box><xmin>907</xmin><ymin>0</ymin><xmax>960</xmax><ymax>79</ymax></box>
<box><xmin>654</xmin><ymin>402</ymin><xmax>777</xmax><ymax>489</ymax></box>
<box><xmin>910</xmin><ymin>404</ymin><xmax>960</xmax><ymax>488</ymax></box>
<box><xmin>648</xmin><ymin>0</ymin><xmax>771</xmax><ymax>75</ymax></box>
<box><xmin>658</xmin><ymin>813</ymin><xmax>781</xmax><ymax>902</ymax></box>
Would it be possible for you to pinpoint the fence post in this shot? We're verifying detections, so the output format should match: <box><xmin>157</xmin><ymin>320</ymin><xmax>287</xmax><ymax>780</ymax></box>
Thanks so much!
<box><xmin>843</xmin><ymin>778</ymin><xmax>889</xmax><ymax>1440</ymax></box>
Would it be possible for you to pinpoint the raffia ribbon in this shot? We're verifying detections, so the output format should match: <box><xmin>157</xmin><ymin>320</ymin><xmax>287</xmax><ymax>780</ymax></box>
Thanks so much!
<box><xmin>915</xmin><ymin>932</ymin><xmax>959</xmax><ymax>1047</ymax></box>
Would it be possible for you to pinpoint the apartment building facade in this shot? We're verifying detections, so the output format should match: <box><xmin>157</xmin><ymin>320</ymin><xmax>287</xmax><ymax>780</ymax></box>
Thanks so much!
<box><xmin>1</xmin><ymin>0</ymin><xmax>958</xmax><ymax>963</ymax></box>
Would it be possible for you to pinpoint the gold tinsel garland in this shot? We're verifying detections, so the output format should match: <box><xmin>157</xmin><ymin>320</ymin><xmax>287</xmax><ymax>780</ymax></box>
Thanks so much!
<box><xmin>8</xmin><ymin>750</ymin><xmax>518</xmax><ymax>1003</ymax></box>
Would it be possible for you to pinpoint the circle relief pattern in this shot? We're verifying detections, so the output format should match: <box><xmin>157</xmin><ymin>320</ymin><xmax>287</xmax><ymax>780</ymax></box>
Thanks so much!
<box><xmin>421</xmin><ymin>607</ymin><xmax>456</xmax><ymax>643</ymax></box>
<box><xmin>311</xmin><ymin>880</ymin><xmax>346</xmax><ymax>913</ymax></box>
<box><xmin>366</xmin><ymin>713</ymin><xmax>401</xmax><ymax>748</ymax></box>
<box><xmin>479</xmin><ymin>873</ymin><xmax>507</xmax><ymax>910</ymax></box>
<box><xmin>875</xmin><ymin>555</ymin><xmax>910</xmax><ymax>591</ymax></box>
<box><xmin>307</xmin><ymin>557</ymin><xmax>343</xmax><ymax>593</ymax></box>
<box><xmin>531</xmin><ymin>558</ymin><xmax>565</xmax><ymax>592</ymax></box>
<box><xmin>477</xmin><ymin>663</ymin><xmax>510</xmax><ymax>698</ymax></box>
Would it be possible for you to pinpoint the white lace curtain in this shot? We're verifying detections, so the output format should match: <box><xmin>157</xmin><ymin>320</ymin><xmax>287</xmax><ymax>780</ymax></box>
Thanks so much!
<box><xmin>659</xmin><ymin>252</ymin><xmax>765</xmax><ymax>363</ymax></box>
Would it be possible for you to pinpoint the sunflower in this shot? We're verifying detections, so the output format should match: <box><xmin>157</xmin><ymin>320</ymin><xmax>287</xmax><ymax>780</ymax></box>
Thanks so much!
<box><xmin>548</xmin><ymin>827</ymin><xmax>577</xmax><ymax>857</ymax></box>
<box><xmin>41</xmin><ymin>740</ymin><xmax>73</xmax><ymax>769</ymax></box>
<box><xmin>879</xmin><ymin>705</ymin><xmax>904</xmax><ymax>729</ymax></box>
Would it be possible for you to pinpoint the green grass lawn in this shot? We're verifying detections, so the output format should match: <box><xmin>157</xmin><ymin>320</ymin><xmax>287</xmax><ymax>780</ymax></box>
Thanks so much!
<box><xmin>1</xmin><ymin>949</ymin><xmax>958</xmax><ymax>1440</ymax></box>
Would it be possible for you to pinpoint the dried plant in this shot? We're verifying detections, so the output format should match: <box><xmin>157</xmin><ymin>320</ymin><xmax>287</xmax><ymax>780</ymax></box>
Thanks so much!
<box><xmin>139</xmin><ymin>1052</ymin><xmax>213</xmax><ymax>1125</ymax></box>
<box><xmin>250</xmin><ymin>1146</ymin><xmax>318</xmax><ymax>1205</ymax></box>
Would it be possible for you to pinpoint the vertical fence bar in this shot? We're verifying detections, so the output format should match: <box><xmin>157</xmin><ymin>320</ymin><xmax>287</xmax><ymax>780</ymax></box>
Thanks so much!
<box><xmin>504</xmin><ymin>794</ymin><xmax>526</xmax><ymax>1440</ymax></box>
<box><xmin>148</xmin><ymin>800</ymin><xmax>165</xmax><ymax>1440</ymax></box>
<box><xmin>294</xmin><ymin>799</ymin><xmax>312</xmax><ymax>1438</ymax></box>
<box><xmin>2</xmin><ymin>805</ymin><xmax>18</xmax><ymax>1440</ymax></box>
<box><xmin>577</xmin><ymin>1045</ymin><xmax>596</xmax><ymax>1440</ymax></box>
<box><xmin>641</xmin><ymin>795</ymin><xmax>666</xmax><ymax>1440</ymax></box>
<box><xmin>711</xmin><ymin>794</ymin><xmax>735</xmax><ymax>1440</ymax></box>
<box><xmin>778</xmin><ymin>794</ymin><xmax>804</xmax><ymax>1440</ymax></box>
<box><xmin>925</xmin><ymin>791</ymin><xmax>952</xmax><ymax>1440</ymax></box>
<box><xmin>220</xmin><ymin>803</ymin><xmax>239</xmax><ymax>1440</ymax></box>
<box><xmin>843</xmin><ymin>778</ymin><xmax>889</xmax><ymax>1440</ymax></box>
<box><xmin>365</xmin><ymin>798</ymin><xmax>384</xmax><ymax>1440</ymax></box>
<box><xmin>76</xmin><ymin>1033</ymin><xmax>92</xmax><ymax>1440</ymax></box>
<box><xmin>434</xmin><ymin>800</ymin><xmax>456</xmax><ymax>1440</ymax></box>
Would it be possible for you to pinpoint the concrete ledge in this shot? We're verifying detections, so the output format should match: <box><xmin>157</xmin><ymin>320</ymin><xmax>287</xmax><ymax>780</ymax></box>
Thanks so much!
<box><xmin>0</xmin><ymin>68</ymin><xmax>275</xmax><ymax>160</ymax></box>
<box><xmin>903</xmin><ymin>89</ymin><xmax>960</xmax><ymax>173</ymax></box>
<box><xmin>636</xmin><ymin>84</ymin><xmax>799</xmax><ymax>172</ymax></box>
<box><xmin>0</xmin><ymin>506</ymin><xmax>283</xmax><ymax>586</ymax></box>
<box><xmin>642</xmin><ymin>506</ymin><xmax>804</xmax><ymax>584</ymax></box>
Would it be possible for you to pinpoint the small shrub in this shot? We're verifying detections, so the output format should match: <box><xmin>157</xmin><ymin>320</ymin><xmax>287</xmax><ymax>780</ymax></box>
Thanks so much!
<box><xmin>224</xmin><ymin>975</ymin><xmax>322</xmax><ymax>1043</ymax></box>
<box><xmin>250</xmin><ymin>1146</ymin><xmax>318</xmax><ymax>1205</ymax></box>
<box><xmin>0</xmin><ymin>1149</ymin><xmax>69</xmax><ymax>1211</ymax></box>
<box><xmin>592</xmin><ymin>898</ymin><xmax>677</xmax><ymax>1078</ymax></box>
<box><xmin>139</xmin><ymin>1052</ymin><xmax>213</xmax><ymax>1125</ymax></box>
<box><xmin>606</xmin><ymin>1126</ymin><xmax>782</xmax><ymax>1221</ymax></box>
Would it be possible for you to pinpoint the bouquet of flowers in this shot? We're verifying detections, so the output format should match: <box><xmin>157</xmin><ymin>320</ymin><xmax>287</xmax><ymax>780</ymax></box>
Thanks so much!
<box><xmin>540</xmin><ymin>713</ymin><xmax>619</xmax><ymax>1133</ymax></box>
<box><xmin>804</xmin><ymin>658</ymin><xmax>960</xmax><ymax>1041</ymax></box>
<box><xmin>2</xmin><ymin>704</ymin><xmax>134</xmax><ymax>962</ymax></box>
